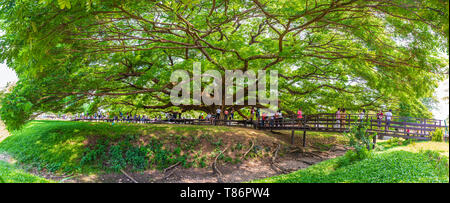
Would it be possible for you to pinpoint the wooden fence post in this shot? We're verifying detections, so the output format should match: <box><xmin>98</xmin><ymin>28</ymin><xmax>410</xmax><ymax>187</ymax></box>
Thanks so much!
<box><xmin>303</xmin><ymin>130</ymin><xmax>307</xmax><ymax>147</ymax></box>
<box><xmin>372</xmin><ymin>133</ymin><xmax>376</xmax><ymax>149</ymax></box>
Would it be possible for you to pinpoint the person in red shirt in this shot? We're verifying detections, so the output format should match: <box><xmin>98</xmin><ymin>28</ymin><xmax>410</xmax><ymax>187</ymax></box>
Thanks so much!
<box><xmin>376</xmin><ymin>110</ymin><xmax>384</xmax><ymax>128</ymax></box>
<box><xmin>262</xmin><ymin>112</ymin><xmax>267</xmax><ymax>127</ymax></box>
<box><xmin>224</xmin><ymin>110</ymin><xmax>229</xmax><ymax>121</ymax></box>
<box><xmin>297</xmin><ymin>108</ymin><xmax>303</xmax><ymax>126</ymax></box>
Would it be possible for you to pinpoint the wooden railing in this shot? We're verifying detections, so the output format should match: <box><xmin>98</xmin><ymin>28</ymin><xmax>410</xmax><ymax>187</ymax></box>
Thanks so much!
<box><xmin>72</xmin><ymin>113</ymin><xmax>445</xmax><ymax>141</ymax></box>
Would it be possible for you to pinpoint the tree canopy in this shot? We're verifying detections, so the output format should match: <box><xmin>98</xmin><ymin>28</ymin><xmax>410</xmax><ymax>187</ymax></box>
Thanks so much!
<box><xmin>0</xmin><ymin>0</ymin><xmax>448</xmax><ymax>130</ymax></box>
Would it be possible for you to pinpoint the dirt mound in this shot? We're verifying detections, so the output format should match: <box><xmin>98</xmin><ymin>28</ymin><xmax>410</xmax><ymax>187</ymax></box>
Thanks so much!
<box><xmin>67</xmin><ymin>145</ymin><xmax>348</xmax><ymax>183</ymax></box>
<box><xmin>67</xmin><ymin>127</ymin><xmax>349</xmax><ymax>183</ymax></box>
<box><xmin>4</xmin><ymin>121</ymin><xmax>349</xmax><ymax>183</ymax></box>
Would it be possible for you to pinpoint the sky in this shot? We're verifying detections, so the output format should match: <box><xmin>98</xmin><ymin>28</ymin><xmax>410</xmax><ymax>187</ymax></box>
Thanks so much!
<box><xmin>0</xmin><ymin>62</ymin><xmax>449</xmax><ymax>120</ymax></box>
<box><xmin>0</xmin><ymin>63</ymin><xmax>17</xmax><ymax>88</ymax></box>
<box><xmin>432</xmin><ymin>78</ymin><xmax>449</xmax><ymax>120</ymax></box>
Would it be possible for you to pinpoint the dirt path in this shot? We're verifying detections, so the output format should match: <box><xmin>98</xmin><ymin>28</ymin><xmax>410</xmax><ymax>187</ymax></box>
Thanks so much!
<box><xmin>0</xmin><ymin>121</ymin><xmax>14</xmax><ymax>163</ymax></box>
<box><xmin>0</xmin><ymin>120</ymin><xmax>10</xmax><ymax>143</ymax></box>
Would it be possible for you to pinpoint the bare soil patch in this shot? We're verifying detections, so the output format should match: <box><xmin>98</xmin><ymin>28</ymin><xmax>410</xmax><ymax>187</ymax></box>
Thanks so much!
<box><xmin>53</xmin><ymin>129</ymin><xmax>348</xmax><ymax>183</ymax></box>
<box><xmin>6</xmin><ymin>124</ymin><xmax>349</xmax><ymax>183</ymax></box>
<box><xmin>64</xmin><ymin>145</ymin><xmax>347</xmax><ymax>183</ymax></box>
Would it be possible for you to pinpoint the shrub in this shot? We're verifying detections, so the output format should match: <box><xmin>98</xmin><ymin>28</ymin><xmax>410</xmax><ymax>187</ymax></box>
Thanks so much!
<box><xmin>382</xmin><ymin>137</ymin><xmax>407</xmax><ymax>149</ymax></box>
<box><xmin>81</xmin><ymin>139</ymin><xmax>108</xmax><ymax>166</ymax></box>
<box><xmin>337</xmin><ymin>147</ymin><xmax>371</xmax><ymax>168</ymax></box>
<box><xmin>108</xmin><ymin>145</ymin><xmax>126</xmax><ymax>171</ymax></box>
<box><xmin>430</xmin><ymin>128</ymin><xmax>444</xmax><ymax>142</ymax></box>
<box><xmin>345</xmin><ymin>120</ymin><xmax>374</xmax><ymax>150</ymax></box>
<box><xmin>125</xmin><ymin>146</ymin><xmax>148</xmax><ymax>170</ymax></box>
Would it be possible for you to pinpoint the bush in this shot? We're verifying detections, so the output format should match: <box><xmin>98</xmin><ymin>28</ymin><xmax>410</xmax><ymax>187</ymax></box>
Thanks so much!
<box><xmin>338</xmin><ymin>147</ymin><xmax>372</xmax><ymax>168</ymax></box>
<box><xmin>125</xmin><ymin>146</ymin><xmax>148</xmax><ymax>170</ymax></box>
<box><xmin>345</xmin><ymin>120</ymin><xmax>374</xmax><ymax>150</ymax></box>
<box><xmin>108</xmin><ymin>145</ymin><xmax>126</xmax><ymax>171</ymax></box>
<box><xmin>430</xmin><ymin>128</ymin><xmax>444</xmax><ymax>142</ymax></box>
<box><xmin>383</xmin><ymin>137</ymin><xmax>405</xmax><ymax>148</ymax></box>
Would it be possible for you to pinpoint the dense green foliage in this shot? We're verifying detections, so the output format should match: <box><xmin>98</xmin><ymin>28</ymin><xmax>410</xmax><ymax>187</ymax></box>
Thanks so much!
<box><xmin>431</xmin><ymin>127</ymin><xmax>444</xmax><ymax>142</ymax></box>
<box><xmin>336</xmin><ymin>120</ymin><xmax>374</xmax><ymax>167</ymax></box>
<box><xmin>255</xmin><ymin>145</ymin><xmax>449</xmax><ymax>183</ymax></box>
<box><xmin>345</xmin><ymin>119</ymin><xmax>374</xmax><ymax>149</ymax></box>
<box><xmin>0</xmin><ymin>0</ymin><xmax>448</xmax><ymax>130</ymax></box>
<box><xmin>0</xmin><ymin>161</ymin><xmax>54</xmax><ymax>183</ymax></box>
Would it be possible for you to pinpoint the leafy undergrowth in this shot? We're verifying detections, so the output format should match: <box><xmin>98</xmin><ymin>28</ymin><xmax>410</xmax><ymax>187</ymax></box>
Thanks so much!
<box><xmin>0</xmin><ymin>161</ymin><xmax>54</xmax><ymax>183</ymax></box>
<box><xmin>254</xmin><ymin>141</ymin><xmax>449</xmax><ymax>183</ymax></box>
<box><xmin>0</xmin><ymin>120</ymin><xmax>285</xmax><ymax>175</ymax></box>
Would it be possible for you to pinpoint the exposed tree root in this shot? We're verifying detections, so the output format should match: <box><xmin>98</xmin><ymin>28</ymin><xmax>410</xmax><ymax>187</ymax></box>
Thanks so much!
<box><xmin>120</xmin><ymin>169</ymin><xmax>138</xmax><ymax>183</ymax></box>
<box><xmin>162</xmin><ymin>168</ymin><xmax>178</xmax><ymax>180</ymax></box>
<box><xmin>300</xmin><ymin>160</ymin><xmax>315</xmax><ymax>165</ymax></box>
<box><xmin>270</xmin><ymin>144</ymin><xmax>292</xmax><ymax>174</ymax></box>
<box><xmin>164</xmin><ymin>161</ymin><xmax>181</xmax><ymax>173</ymax></box>
<box><xmin>212</xmin><ymin>145</ymin><xmax>230</xmax><ymax>182</ymax></box>
<box><xmin>151</xmin><ymin>162</ymin><xmax>182</xmax><ymax>182</ymax></box>
<box><xmin>288</xmin><ymin>147</ymin><xmax>304</xmax><ymax>154</ymax></box>
<box><xmin>271</xmin><ymin>144</ymin><xmax>281</xmax><ymax>164</ymax></box>
<box><xmin>241</xmin><ymin>140</ymin><xmax>255</xmax><ymax>159</ymax></box>
<box><xmin>304</xmin><ymin>151</ymin><xmax>324</xmax><ymax>160</ymax></box>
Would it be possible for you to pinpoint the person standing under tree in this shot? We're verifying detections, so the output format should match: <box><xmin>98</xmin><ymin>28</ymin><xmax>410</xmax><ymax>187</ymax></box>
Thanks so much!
<box><xmin>385</xmin><ymin>109</ymin><xmax>393</xmax><ymax>130</ymax></box>
<box><xmin>376</xmin><ymin>110</ymin><xmax>384</xmax><ymax>128</ymax></box>
<box><xmin>230</xmin><ymin>108</ymin><xmax>234</xmax><ymax>120</ymax></box>
<box><xmin>261</xmin><ymin>111</ymin><xmax>267</xmax><ymax>127</ymax></box>
<box><xmin>341</xmin><ymin>108</ymin><xmax>347</xmax><ymax>129</ymax></box>
<box><xmin>336</xmin><ymin>108</ymin><xmax>341</xmax><ymax>129</ymax></box>
<box><xmin>224</xmin><ymin>109</ymin><xmax>229</xmax><ymax>121</ymax></box>
<box><xmin>216</xmin><ymin>108</ymin><xmax>221</xmax><ymax>119</ymax></box>
<box><xmin>256</xmin><ymin>107</ymin><xmax>261</xmax><ymax>121</ymax></box>
<box><xmin>359</xmin><ymin>109</ymin><xmax>366</xmax><ymax>123</ymax></box>
<box><xmin>274</xmin><ymin>111</ymin><xmax>278</xmax><ymax>127</ymax></box>
<box><xmin>277</xmin><ymin>110</ymin><xmax>283</xmax><ymax>127</ymax></box>
<box><xmin>297</xmin><ymin>108</ymin><xmax>303</xmax><ymax>127</ymax></box>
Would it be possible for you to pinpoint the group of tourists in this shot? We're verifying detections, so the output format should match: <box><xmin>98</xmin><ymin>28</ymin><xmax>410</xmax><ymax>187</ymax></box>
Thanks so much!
<box><xmin>73</xmin><ymin>107</ymin><xmax>397</xmax><ymax>130</ymax></box>
<box><xmin>75</xmin><ymin>111</ymin><xmax>166</xmax><ymax>123</ymax></box>
<box><xmin>213</xmin><ymin>108</ymin><xmax>236</xmax><ymax>120</ymax></box>
<box><xmin>335</xmin><ymin>108</ymin><xmax>394</xmax><ymax>129</ymax></box>
<box><xmin>75</xmin><ymin>112</ymin><xmax>110</xmax><ymax>120</ymax></box>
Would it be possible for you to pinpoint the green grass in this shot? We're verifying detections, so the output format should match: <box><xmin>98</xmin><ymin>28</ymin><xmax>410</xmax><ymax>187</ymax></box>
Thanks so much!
<box><xmin>254</xmin><ymin>141</ymin><xmax>449</xmax><ymax>183</ymax></box>
<box><xmin>0</xmin><ymin>120</ymin><xmax>262</xmax><ymax>174</ymax></box>
<box><xmin>0</xmin><ymin>161</ymin><xmax>54</xmax><ymax>183</ymax></box>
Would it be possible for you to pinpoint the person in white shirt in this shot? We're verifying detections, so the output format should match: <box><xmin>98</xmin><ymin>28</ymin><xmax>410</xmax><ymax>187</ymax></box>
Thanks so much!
<box><xmin>216</xmin><ymin>108</ymin><xmax>221</xmax><ymax>119</ymax></box>
<box><xmin>385</xmin><ymin>109</ymin><xmax>393</xmax><ymax>129</ymax></box>
<box><xmin>359</xmin><ymin>109</ymin><xmax>366</xmax><ymax>122</ymax></box>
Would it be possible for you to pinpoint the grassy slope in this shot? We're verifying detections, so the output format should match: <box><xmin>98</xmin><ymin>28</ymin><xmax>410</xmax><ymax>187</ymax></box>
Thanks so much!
<box><xmin>254</xmin><ymin>141</ymin><xmax>449</xmax><ymax>183</ymax></box>
<box><xmin>0</xmin><ymin>161</ymin><xmax>54</xmax><ymax>183</ymax></box>
<box><xmin>0</xmin><ymin>120</ymin><xmax>285</xmax><ymax>174</ymax></box>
